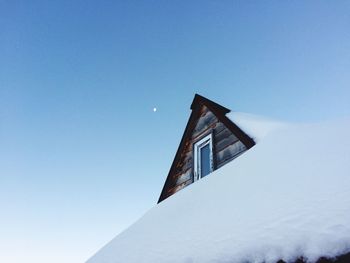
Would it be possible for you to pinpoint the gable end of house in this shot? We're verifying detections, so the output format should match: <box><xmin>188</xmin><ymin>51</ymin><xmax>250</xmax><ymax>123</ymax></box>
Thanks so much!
<box><xmin>158</xmin><ymin>94</ymin><xmax>255</xmax><ymax>203</ymax></box>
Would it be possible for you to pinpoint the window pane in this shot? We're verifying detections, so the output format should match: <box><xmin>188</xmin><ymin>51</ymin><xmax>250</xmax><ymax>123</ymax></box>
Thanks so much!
<box><xmin>200</xmin><ymin>144</ymin><xmax>211</xmax><ymax>177</ymax></box>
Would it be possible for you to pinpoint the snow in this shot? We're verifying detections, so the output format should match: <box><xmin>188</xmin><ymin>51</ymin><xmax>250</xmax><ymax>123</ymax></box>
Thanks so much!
<box><xmin>87</xmin><ymin>115</ymin><xmax>350</xmax><ymax>263</ymax></box>
<box><xmin>227</xmin><ymin>112</ymin><xmax>290</xmax><ymax>142</ymax></box>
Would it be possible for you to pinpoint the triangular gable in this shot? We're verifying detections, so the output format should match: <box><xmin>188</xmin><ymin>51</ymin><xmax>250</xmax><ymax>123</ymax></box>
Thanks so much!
<box><xmin>158</xmin><ymin>94</ymin><xmax>255</xmax><ymax>203</ymax></box>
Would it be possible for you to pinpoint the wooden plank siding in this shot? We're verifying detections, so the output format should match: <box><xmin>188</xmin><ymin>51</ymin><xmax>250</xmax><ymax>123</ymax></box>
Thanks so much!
<box><xmin>158</xmin><ymin>94</ymin><xmax>255</xmax><ymax>203</ymax></box>
<box><xmin>216</xmin><ymin>141</ymin><xmax>246</xmax><ymax>169</ymax></box>
<box><xmin>167</xmin><ymin>105</ymin><xmax>248</xmax><ymax>197</ymax></box>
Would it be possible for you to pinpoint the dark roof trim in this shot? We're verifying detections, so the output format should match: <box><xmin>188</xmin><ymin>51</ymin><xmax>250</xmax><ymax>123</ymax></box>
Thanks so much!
<box><xmin>157</xmin><ymin>103</ymin><xmax>201</xmax><ymax>203</ymax></box>
<box><xmin>191</xmin><ymin>94</ymin><xmax>230</xmax><ymax>113</ymax></box>
<box><xmin>157</xmin><ymin>94</ymin><xmax>255</xmax><ymax>203</ymax></box>
<box><xmin>195</xmin><ymin>94</ymin><xmax>255</xmax><ymax>149</ymax></box>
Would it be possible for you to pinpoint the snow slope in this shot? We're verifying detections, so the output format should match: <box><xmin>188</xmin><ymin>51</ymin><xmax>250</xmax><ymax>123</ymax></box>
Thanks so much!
<box><xmin>227</xmin><ymin>112</ymin><xmax>289</xmax><ymax>142</ymax></box>
<box><xmin>87</xmin><ymin>115</ymin><xmax>350</xmax><ymax>263</ymax></box>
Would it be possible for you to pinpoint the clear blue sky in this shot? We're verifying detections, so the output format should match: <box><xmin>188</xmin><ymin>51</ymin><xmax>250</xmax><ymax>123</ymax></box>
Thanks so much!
<box><xmin>0</xmin><ymin>1</ymin><xmax>349</xmax><ymax>262</ymax></box>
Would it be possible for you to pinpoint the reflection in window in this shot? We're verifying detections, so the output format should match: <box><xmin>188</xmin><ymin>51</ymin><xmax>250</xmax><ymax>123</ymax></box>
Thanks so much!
<box><xmin>194</xmin><ymin>133</ymin><xmax>213</xmax><ymax>181</ymax></box>
<box><xmin>200</xmin><ymin>144</ymin><xmax>211</xmax><ymax>178</ymax></box>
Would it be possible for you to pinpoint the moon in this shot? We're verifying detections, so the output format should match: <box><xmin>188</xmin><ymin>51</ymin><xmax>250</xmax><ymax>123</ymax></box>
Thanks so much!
<box><xmin>153</xmin><ymin>107</ymin><xmax>157</xmax><ymax>112</ymax></box>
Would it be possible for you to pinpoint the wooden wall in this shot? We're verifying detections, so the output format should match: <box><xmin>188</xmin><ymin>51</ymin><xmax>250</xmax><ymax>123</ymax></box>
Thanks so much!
<box><xmin>166</xmin><ymin>105</ymin><xmax>247</xmax><ymax>197</ymax></box>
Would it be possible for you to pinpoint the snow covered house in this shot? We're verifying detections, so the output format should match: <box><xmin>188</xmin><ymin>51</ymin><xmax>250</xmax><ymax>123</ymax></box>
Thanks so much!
<box><xmin>158</xmin><ymin>94</ymin><xmax>255</xmax><ymax>202</ymax></box>
<box><xmin>87</xmin><ymin>95</ymin><xmax>350</xmax><ymax>263</ymax></box>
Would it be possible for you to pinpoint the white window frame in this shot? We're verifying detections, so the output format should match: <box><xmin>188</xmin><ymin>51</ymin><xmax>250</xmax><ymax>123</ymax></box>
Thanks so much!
<box><xmin>193</xmin><ymin>133</ymin><xmax>213</xmax><ymax>182</ymax></box>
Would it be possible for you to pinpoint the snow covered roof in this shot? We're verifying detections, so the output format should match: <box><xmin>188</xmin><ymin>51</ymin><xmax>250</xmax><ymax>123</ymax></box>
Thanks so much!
<box><xmin>87</xmin><ymin>114</ymin><xmax>350</xmax><ymax>263</ymax></box>
<box><xmin>227</xmin><ymin>112</ymin><xmax>289</xmax><ymax>142</ymax></box>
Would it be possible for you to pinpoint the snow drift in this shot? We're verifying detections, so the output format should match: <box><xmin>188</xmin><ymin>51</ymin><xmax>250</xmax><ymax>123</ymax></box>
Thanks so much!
<box><xmin>87</xmin><ymin>114</ymin><xmax>350</xmax><ymax>263</ymax></box>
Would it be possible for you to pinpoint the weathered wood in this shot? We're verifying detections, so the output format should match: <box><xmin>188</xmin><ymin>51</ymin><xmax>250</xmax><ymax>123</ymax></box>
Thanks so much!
<box><xmin>216</xmin><ymin>151</ymin><xmax>244</xmax><ymax>169</ymax></box>
<box><xmin>176</xmin><ymin>152</ymin><xmax>191</xmax><ymax>169</ymax></box>
<box><xmin>182</xmin><ymin>156</ymin><xmax>193</xmax><ymax>172</ymax></box>
<box><xmin>168</xmin><ymin>179</ymin><xmax>192</xmax><ymax>195</ymax></box>
<box><xmin>214</xmin><ymin>127</ymin><xmax>238</xmax><ymax>143</ymax></box>
<box><xmin>192</xmin><ymin>110</ymin><xmax>217</xmax><ymax>138</ymax></box>
<box><xmin>158</xmin><ymin>95</ymin><xmax>255</xmax><ymax>203</ymax></box>
<box><xmin>164</xmin><ymin>105</ymin><xmax>248</xmax><ymax>199</ymax></box>
<box><xmin>192</xmin><ymin>122</ymin><xmax>217</xmax><ymax>142</ymax></box>
<box><xmin>173</xmin><ymin>166</ymin><xmax>191</xmax><ymax>179</ymax></box>
<box><xmin>174</xmin><ymin>168</ymin><xmax>192</xmax><ymax>185</ymax></box>
<box><xmin>213</xmin><ymin>122</ymin><xmax>226</xmax><ymax>136</ymax></box>
<box><xmin>215</xmin><ymin>133</ymin><xmax>239</xmax><ymax>153</ymax></box>
<box><xmin>216</xmin><ymin>141</ymin><xmax>246</xmax><ymax>167</ymax></box>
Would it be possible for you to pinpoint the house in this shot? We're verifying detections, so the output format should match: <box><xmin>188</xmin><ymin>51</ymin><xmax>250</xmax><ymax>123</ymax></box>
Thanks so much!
<box><xmin>158</xmin><ymin>94</ymin><xmax>255</xmax><ymax>203</ymax></box>
<box><xmin>87</xmin><ymin>95</ymin><xmax>350</xmax><ymax>263</ymax></box>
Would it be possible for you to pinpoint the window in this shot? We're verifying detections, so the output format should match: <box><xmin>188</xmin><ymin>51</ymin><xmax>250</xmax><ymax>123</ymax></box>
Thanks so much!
<box><xmin>193</xmin><ymin>133</ymin><xmax>213</xmax><ymax>181</ymax></box>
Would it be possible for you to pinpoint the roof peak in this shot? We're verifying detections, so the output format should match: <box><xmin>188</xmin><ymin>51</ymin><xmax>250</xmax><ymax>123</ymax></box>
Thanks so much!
<box><xmin>190</xmin><ymin>94</ymin><xmax>231</xmax><ymax>114</ymax></box>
